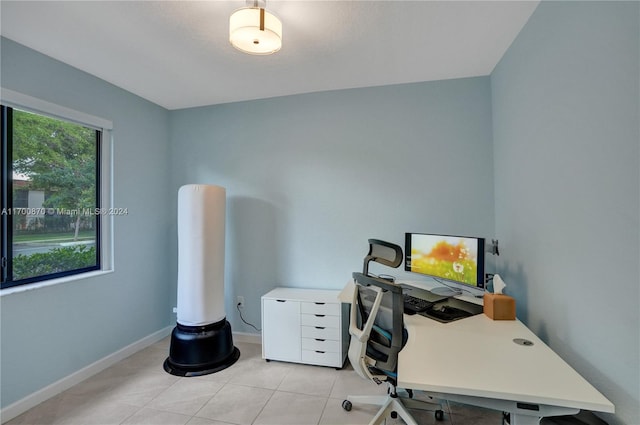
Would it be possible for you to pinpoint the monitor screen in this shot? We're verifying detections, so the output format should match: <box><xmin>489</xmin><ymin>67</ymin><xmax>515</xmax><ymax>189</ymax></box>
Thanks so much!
<box><xmin>404</xmin><ymin>233</ymin><xmax>485</xmax><ymax>289</ymax></box>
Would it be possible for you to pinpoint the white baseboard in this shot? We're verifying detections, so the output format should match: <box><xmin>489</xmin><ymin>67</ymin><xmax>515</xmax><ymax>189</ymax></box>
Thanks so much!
<box><xmin>0</xmin><ymin>326</ymin><xmax>172</xmax><ymax>424</ymax></box>
<box><xmin>233</xmin><ymin>331</ymin><xmax>261</xmax><ymax>344</ymax></box>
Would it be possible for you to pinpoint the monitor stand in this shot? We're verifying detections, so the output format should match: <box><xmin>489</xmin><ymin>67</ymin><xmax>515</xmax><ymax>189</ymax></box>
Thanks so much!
<box><xmin>400</xmin><ymin>284</ymin><xmax>449</xmax><ymax>303</ymax></box>
<box><xmin>430</xmin><ymin>286</ymin><xmax>463</xmax><ymax>297</ymax></box>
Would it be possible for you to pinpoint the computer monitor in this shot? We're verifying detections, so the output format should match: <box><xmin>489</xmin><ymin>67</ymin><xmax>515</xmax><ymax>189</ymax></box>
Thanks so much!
<box><xmin>404</xmin><ymin>232</ymin><xmax>485</xmax><ymax>291</ymax></box>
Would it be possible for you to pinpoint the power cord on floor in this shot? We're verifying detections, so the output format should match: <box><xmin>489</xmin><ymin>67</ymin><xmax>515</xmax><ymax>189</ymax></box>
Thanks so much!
<box><xmin>236</xmin><ymin>303</ymin><xmax>261</xmax><ymax>332</ymax></box>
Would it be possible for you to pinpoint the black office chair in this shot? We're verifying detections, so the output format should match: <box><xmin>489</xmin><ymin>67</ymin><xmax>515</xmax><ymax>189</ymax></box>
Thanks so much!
<box><xmin>342</xmin><ymin>239</ymin><xmax>444</xmax><ymax>424</ymax></box>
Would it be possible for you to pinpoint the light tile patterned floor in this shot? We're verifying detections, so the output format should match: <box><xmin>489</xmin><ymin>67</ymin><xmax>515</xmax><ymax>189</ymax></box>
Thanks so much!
<box><xmin>6</xmin><ymin>338</ymin><xmax>502</xmax><ymax>425</ymax></box>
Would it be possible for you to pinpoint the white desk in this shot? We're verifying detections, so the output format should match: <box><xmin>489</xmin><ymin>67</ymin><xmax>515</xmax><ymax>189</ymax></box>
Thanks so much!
<box><xmin>339</xmin><ymin>280</ymin><xmax>614</xmax><ymax>425</ymax></box>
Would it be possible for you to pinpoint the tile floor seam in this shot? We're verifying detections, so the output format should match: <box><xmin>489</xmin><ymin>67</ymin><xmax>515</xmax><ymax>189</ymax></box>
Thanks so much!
<box><xmin>190</xmin><ymin>381</ymin><xmax>273</xmax><ymax>424</ymax></box>
<box><xmin>326</xmin><ymin>366</ymin><xmax>341</xmax><ymax>405</ymax></box>
<box><xmin>269</xmin><ymin>387</ymin><xmax>322</xmax><ymax>397</ymax></box>
<box><xmin>126</xmin><ymin>405</ymin><xmax>192</xmax><ymax>425</ymax></box>
<box><xmin>315</xmin><ymin>396</ymin><xmax>331</xmax><ymax>425</ymax></box>
<box><xmin>139</xmin><ymin>376</ymin><xmax>182</xmax><ymax>412</ymax></box>
<box><xmin>224</xmin><ymin>380</ymin><xmax>281</xmax><ymax>393</ymax></box>
<box><xmin>192</xmin><ymin>378</ymin><xmax>227</xmax><ymax>418</ymax></box>
<box><xmin>158</xmin><ymin>378</ymin><xmax>222</xmax><ymax>420</ymax></box>
<box><xmin>250</xmin><ymin>386</ymin><xmax>278</xmax><ymax>425</ymax></box>
<box><xmin>118</xmin><ymin>404</ymin><xmax>145</xmax><ymax>425</ymax></box>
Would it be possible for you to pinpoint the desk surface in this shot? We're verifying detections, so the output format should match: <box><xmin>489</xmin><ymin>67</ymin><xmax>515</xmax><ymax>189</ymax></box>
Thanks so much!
<box><xmin>399</xmin><ymin>313</ymin><xmax>614</xmax><ymax>414</ymax></box>
<box><xmin>338</xmin><ymin>280</ymin><xmax>614</xmax><ymax>415</ymax></box>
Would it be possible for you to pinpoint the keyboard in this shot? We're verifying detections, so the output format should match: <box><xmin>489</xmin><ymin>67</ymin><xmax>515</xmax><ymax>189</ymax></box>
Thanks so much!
<box><xmin>421</xmin><ymin>305</ymin><xmax>472</xmax><ymax>323</ymax></box>
<box><xmin>403</xmin><ymin>294</ymin><xmax>434</xmax><ymax>314</ymax></box>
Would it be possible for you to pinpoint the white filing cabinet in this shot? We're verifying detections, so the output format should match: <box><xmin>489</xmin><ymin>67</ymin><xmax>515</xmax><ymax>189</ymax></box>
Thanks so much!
<box><xmin>262</xmin><ymin>287</ymin><xmax>349</xmax><ymax>368</ymax></box>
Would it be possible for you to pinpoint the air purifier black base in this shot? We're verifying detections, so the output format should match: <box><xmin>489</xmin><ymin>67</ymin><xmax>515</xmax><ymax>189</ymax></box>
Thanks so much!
<box><xmin>164</xmin><ymin>319</ymin><xmax>240</xmax><ymax>377</ymax></box>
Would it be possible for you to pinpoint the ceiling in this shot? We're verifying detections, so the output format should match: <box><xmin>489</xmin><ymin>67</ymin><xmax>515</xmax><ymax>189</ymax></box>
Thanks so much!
<box><xmin>0</xmin><ymin>1</ymin><xmax>539</xmax><ymax>110</ymax></box>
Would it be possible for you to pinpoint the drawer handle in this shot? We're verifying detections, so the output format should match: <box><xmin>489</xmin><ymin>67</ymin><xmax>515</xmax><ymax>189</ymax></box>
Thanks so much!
<box><xmin>276</xmin><ymin>300</ymin><xmax>286</xmax><ymax>302</ymax></box>
<box><xmin>315</xmin><ymin>338</ymin><xmax>325</xmax><ymax>342</ymax></box>
<box><xmin>315</xmin><ymin>302</ymin><xmax>325</xmax><ymax>305</ymax></box>
<box><xmin>315</xmin><ymin>326</ymin><xmax>325</xmax><ymax>329</ymax></box>
<box><xmin>315</xmin><ymin>314</ymin><xmax>326</xmax><ymax>317</ymax></box>
<box><xmin>315</xmin><ymin>350</ymin><xmax>325</xmax><ymax>354</ymax></box>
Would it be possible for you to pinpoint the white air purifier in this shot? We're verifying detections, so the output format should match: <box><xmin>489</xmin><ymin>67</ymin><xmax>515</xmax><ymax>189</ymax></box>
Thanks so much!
<box><xmin>164</xmin><ymin>184</ymin><xmax>240</xmax><ymax>376</ymax></box>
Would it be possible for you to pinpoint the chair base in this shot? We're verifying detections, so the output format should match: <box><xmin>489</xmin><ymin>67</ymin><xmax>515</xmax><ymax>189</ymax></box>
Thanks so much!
<box><xmin>343</xmin><ymin>388</ymin><xmax>444</xmax><ymax>425</ymax></box>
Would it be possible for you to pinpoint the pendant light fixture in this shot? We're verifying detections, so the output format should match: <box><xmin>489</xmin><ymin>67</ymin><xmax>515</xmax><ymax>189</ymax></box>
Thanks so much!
<box><xmin>229</xmin><ymin>0</ymin><xmax>282</xmax><ymax>55</ymax></box>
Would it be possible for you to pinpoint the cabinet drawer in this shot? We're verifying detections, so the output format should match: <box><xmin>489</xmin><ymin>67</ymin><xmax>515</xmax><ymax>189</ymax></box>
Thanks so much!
<box><xmin>301</xmin><ymin>349</ymin><xmax>342</xmax><ymax>367</ymax></box>
<box><xmin>301</xmin><ymin>325</ymin><xmax>340</xmax><ymax>340</ymax></box>
<box><xmin>301</xmin><ymin>313</ymin><xmax>340</xmax><ymax>328</ymax></box>
<box><xmin>301</xmin><ymin>302</ymin><xmax>340</xmax><ymax>316</ymax></box>
<box><xmin>301</xmin><ymin>337</ymin><xmax>340</xmax><ymax>353</ymax></box>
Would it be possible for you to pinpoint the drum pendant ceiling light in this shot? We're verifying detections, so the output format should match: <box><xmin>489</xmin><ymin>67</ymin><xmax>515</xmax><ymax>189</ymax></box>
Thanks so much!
<box><xmin>229</xmin><ymin>0</ymin><xmax>282</xmax><ymax>55</ymax></box>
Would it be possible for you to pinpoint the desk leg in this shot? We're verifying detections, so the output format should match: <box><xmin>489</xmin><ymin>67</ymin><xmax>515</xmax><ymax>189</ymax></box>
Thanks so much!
<box><xmin>428</xmin><ymin>393</ymin><xmax>579</xmax><ymax>425</ymax></box>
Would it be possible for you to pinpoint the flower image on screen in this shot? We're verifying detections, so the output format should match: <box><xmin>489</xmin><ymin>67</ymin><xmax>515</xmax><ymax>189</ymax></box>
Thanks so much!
<box><xmin>409</xmin><ymin>234</ymin><xmax>479</xmax><ymax>286</ymax></box>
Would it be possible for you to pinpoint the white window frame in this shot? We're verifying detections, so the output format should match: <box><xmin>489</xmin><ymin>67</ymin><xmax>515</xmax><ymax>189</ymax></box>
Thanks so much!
<box><xmin>0</xmin><ymin>88</ymin><xmax>114</xmax><ymax>295</ymax></box>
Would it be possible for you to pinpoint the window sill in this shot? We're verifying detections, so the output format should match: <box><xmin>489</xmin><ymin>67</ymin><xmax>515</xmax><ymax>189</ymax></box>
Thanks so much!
<box><xmin>0</xmin><ymin>269</ymin><xmax>114</xmax><ymax>297</ymax></box>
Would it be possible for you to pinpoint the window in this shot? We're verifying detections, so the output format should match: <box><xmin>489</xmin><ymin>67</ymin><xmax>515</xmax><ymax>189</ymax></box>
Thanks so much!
<box><xmin>1</xmin><ymin>97</ymin><xmax>110</xmax><ymax>290</ymax></box>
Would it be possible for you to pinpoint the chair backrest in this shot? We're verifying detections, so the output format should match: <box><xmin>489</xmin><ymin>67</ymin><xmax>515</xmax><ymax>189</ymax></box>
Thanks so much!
<box><xmin>362</xmin><ymin>239</ymin><xmax>404</xmax><ymax>276</ymax></box>
<box><xmin>348</xmin><ymin>239</ymin><xmax>405</xmax><ymax>384</ymax></box>
<box><xmin>348</xmin><ymin>273</ymin><xmax>405</xmax><ymax>380</ymax></box>
<box><xmin>348</xmin><ymin>276</ymin><xmax>385</xmax><ymax>381</ymax></box>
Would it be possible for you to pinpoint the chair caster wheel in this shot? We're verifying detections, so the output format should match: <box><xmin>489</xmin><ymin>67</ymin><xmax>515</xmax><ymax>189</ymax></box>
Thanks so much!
<box><xmin>391</xmin><ymin>411</ymin><xmax>398</xmax><ymax>419</ymax></box>
<box><xmin>407</xmin><ymin>389</ymin><xmax>413</xmax><ymax>398</ymax></box>
<box><xmin>435</xmin><ymin>409</ymin><xmax>444</xmax><ymax>421</ymax></box>
<box><xmin>342</xmin><ymin>400</ymin><xmax>352</xmax><ymax>412</ymax></box>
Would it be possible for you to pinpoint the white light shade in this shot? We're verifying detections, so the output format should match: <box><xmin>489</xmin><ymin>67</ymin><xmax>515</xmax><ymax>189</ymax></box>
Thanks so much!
<box><xmin>229</xmin><ymin>7</ymin><xmax>282</xmax><ymax>55</ymax></box>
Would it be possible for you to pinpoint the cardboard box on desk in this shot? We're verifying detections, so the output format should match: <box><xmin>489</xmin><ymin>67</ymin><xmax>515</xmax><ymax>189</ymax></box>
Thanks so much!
<box><xmin>483</xmin><ymin>293</ymin><xmax>516</xmax><ymax>320</ymax></box>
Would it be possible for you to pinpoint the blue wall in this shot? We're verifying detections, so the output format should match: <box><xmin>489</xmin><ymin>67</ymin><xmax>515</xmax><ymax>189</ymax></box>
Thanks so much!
<box><xmin>0</xmin><ymin>38</ymin><xmax>174</xmax><ymax>408</ymax></box>
<box><xmin>169</xmin><ymin>77</ymin><xmax>496</xmax><ymax>333</ymax></box>
<box><xmin>491</xmin><ymin>2</ymin><xmax>639</xmax><ymax>424</ymax></box>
